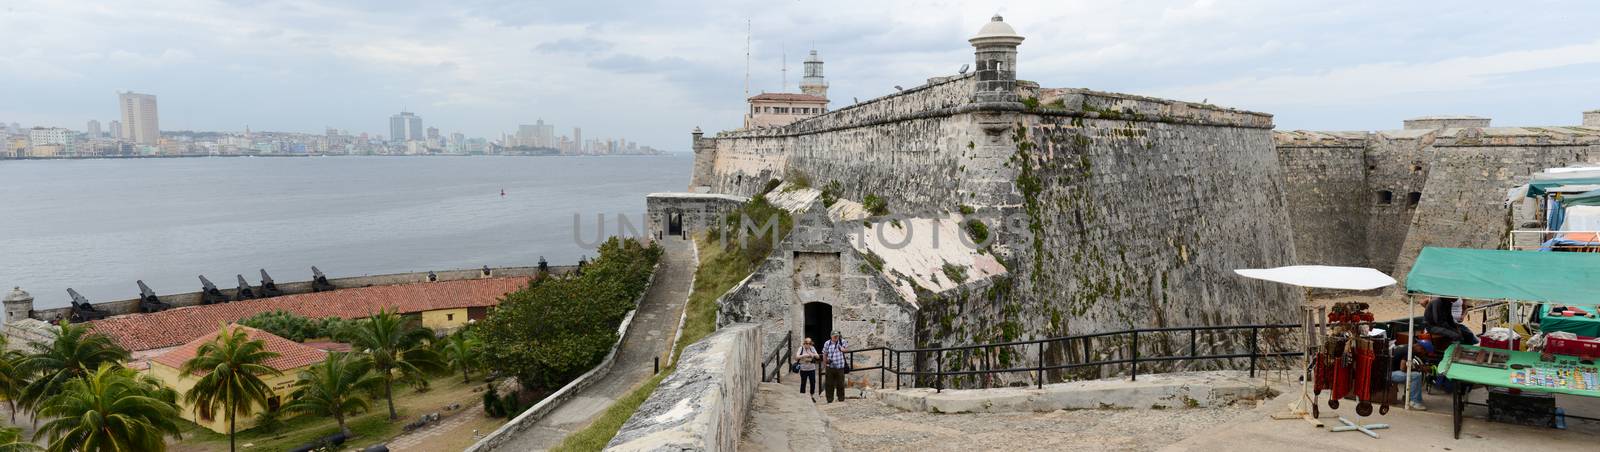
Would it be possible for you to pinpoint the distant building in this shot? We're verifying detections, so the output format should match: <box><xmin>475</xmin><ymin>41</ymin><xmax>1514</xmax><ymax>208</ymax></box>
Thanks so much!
<box><xmin>29</xmin><ymin>127</ymin><xmax>74</xmax><ymax>155</ymax></box>
<box><xmin>118</xmin><ymin>92</ymin><xmax>160</xmax><ymax>145</ymax></box>
<box><xmin>86</xmin><ymin>120</ymin><xmax>101</xmax><ymax>138</ymax></box>
<box><xmin>800</xmin><ymin>49</ymin><xmax>828</xmax><ymax>98</ymax></box>
<box><xmin>389</xmin><ymin>111</ymin><xmax>423</xmax><ymax>142</ymax></box>
<box><xmin>109</xmin><ymin>120</ymin><xmax>122</xmax><ymax>140</ymax></box>
<box><xmin>744</xmin><ymin>93</ymin><xmax>828</xmax><ymax>129</ymax></box>
<box><xmin>426</xmin><ymin>126</ymin><xmax>439</xmax><ymax>141</ymax></box>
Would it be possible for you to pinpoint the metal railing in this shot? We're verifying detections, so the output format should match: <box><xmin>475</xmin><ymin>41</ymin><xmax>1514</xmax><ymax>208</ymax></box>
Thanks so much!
<box><xmin>760</xmin><ymin>332</ymin><xmax>793</xmax><ymax>383</ymax></box>
<box><xmin>850</xmin><ymin>323</ymin><xmax>1313</xmax><ymax>392</ymax></box>
<box><xmin>1508</xmin><ymin>229</ymin><xmax>1600</xmax><ymax>252</ymax></box>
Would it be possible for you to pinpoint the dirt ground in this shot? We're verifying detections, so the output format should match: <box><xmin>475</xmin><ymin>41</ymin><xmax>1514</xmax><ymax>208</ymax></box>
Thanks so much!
<box><xmin>819</xmin><ymin>395</ymin><xmax>1255</xmax><ymax>452</ymax></box>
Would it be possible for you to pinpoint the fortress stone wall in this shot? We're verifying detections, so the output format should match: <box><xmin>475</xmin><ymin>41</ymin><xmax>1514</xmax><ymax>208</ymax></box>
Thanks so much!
<box><xmin>690</xmin><ymin>17</ymin><xmax>1303</xmax><ymax>381</ymax></box>
<box><xmin>1276</xmin><ymin>119</ymin><xmax>1600</xmax><ymax>286</ymax></box>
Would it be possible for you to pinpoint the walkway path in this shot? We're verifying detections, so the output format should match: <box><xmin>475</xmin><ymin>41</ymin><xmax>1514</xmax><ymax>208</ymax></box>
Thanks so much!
<box><xmin>495</xmin><ymin>237</ymin><xmax>696</xmax><ymax>451</ymax></box>
<box><xmin>387</xmin><ymin>403</ymin><xmax>484</xmax><ymax>451</ymax></box>
<box><xmin>739</xmin><ymin>382</ymin><xmax>834</xmax><ymax>451</ymax></box>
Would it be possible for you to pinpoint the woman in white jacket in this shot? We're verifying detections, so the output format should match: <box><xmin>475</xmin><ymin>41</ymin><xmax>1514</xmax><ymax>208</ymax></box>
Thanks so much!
<box><xmin>797</xmin><ymin>337</ymin><xmax>821</xmax><ymax>400</ymax></box>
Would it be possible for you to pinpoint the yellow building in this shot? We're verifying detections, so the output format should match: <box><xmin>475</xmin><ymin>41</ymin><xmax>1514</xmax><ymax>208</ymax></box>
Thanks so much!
<box><xmin>150</xmin><ymin>325</ymin><xmax>329</xmax><ymax>434</ymax></box>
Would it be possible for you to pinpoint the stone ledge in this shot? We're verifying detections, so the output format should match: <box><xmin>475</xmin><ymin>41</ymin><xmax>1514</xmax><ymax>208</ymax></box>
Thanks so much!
<box><xmin>875</xmin><ymin>371</ymin><xmax>1272</xmax><ymax>414</ymax></box>
<box><xmin>606</xmin><ymin>323</ymin><xmax>762</xmax><ymax>452</ymax></box>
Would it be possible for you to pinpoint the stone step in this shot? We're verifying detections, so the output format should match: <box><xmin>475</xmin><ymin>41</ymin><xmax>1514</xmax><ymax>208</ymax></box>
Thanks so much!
<box><xmin>738</xmin><ymin>383</ymin><xmax>834</xmax><ymax>452</ymax></box>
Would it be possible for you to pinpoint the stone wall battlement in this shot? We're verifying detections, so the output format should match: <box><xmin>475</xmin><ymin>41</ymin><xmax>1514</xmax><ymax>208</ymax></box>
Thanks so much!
<box><xmin>1033</xmin><ymin>88</ymin><xmax>1275</xmax><ymax>129</ymax></box>
<box><xmin>716</xmin><ymin>74</ymin><xmax>976</xmax><ymax>139</ymax></box>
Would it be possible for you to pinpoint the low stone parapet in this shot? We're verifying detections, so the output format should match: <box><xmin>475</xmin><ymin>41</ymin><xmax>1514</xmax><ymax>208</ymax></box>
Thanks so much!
<box><xmin>876</xmin><ymin>371</ymin><xmax>1272</xmax><ymax>414</ymax></box>
<box><xmin>606</xmin><ymin>323</ymin><xmax>762</xmax><ymax>452</ymax></box>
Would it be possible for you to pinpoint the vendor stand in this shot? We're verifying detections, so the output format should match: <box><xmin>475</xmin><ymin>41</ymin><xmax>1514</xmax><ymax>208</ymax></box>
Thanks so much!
<box><xmin>1404</xmin><ymin>246</ymin><xmax>1600</xmax><ymax>438</ymax></box>
<box><xmin>1234</xmin><ymin>265</ymin><xmax>1398</xmax><ymax>434</ymax></box>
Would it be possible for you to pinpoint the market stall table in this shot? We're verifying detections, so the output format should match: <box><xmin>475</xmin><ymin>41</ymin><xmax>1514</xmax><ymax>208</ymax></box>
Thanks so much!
<box><xmin>1438</xmin><ymin>344</ymin><xmax>1600</xmax><ymax>439</ymax></box>
<box><xmin>1539</xmin><ymin>308</ymin><xmax>1600</xmax><ymax>337</ymax></box>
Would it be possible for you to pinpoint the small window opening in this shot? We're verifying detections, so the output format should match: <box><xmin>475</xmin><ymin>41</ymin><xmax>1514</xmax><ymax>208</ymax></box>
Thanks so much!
<box><xmin>1376</xmin><ymin>190</ymin><xmax>1394</xmax><ymax>205</ymax></box>
<box><xmin>1407</xmin><ymin>192</ymin><xmax>1422</xmax><ymax>207</ymax></box>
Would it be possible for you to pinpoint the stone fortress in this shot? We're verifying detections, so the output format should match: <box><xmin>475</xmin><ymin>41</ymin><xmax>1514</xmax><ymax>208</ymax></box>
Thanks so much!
<box><xmin>646</xmin><ymin>15</ymin><xmax>1600</xmax><ymax>386</ymax></box>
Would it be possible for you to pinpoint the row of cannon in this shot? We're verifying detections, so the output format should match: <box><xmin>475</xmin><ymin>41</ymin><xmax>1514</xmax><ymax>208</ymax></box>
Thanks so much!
<box><xmin>64</xmin><ymin>267</ymin><xmax>337</xmax><ymax>322</ymax></box>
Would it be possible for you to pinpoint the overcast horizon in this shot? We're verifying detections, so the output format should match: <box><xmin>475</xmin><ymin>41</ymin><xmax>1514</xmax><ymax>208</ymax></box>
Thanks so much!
<box><xmin>4</xmin><ymin>0</ymin><xmax>1600</xmax><ymax>151</ymax></box>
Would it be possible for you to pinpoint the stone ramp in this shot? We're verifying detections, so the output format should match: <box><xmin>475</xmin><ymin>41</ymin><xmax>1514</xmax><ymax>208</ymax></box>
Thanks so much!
<box><xmin>739</xmin><ymin>382</ymin><xmax>834</xmax><ymax>452</ymax></box>
<box><xmin>492</xmin><ymin>237</ymin><xmax>696</xmax><ymax>451</ymax></box>
<box><xmin>876</xmin><ymin>371</ymin><xmax>1271</xmax><ymax>414</ymax></box>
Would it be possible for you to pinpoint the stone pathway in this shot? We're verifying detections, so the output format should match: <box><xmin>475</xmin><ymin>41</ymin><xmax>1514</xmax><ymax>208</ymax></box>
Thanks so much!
<box><xmin>387</xmin><ymin>403</ymin><xmax>483</xmax><ymax>451</ymax></box>
<box><xmin>494</xmin><ymin>237</ymin><xmax>696</xmax><ymax>451</ymax></box>
<box><xmin>739</xmin><ymin>382</ymin><xmax>834</xmax><ymax>451</ymax></box>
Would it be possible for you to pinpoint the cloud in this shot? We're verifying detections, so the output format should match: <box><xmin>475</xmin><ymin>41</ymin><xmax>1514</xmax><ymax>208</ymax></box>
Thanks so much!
<box><xmin>3</xmin><ymin>0</ymin><xmax>1600</xmax><ymax>147</ymax></box>
<box><xmin>535</xmin><ymin>37</ymin><xmax>613</xmax><ymax>55</ymax></box>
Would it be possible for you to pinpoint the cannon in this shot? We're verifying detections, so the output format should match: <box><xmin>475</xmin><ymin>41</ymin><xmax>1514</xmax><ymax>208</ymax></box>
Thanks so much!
<box><xmin>66</xmin><ymin>288</ymin><xmax>109</xmax><ymax>322</ymax></box>
<box><xmin>199</xmin><ymin>275</ymin><xmax>229</xmax><ymax>304</ymax></box>
<box><xmin>538</xmin><ymin>256</ymin><xmax>548</xmax><ymax>273</ymax></box>
<box><xmin>258</xmin><ymin>269</ymin><xmax>282</xmax><ymax>298</ymax></box>
<box><xmin>136</xmin><ymin>280</ymin><xmax>172</xmax><ymax>313</ymax></box>
<box><xmin>234</xmin><ymin>275</ymin><xmax>257</xmax><ymax>301</ymax></box>
<box><xmin>481</xmin><ymin>265</ymin><xmax>492</xmax><ymax>277</ymax></box>
<box><xmin>311</xmin><ymin>266</ymin><xmax>335</xmax><ymax>292</ymax></box>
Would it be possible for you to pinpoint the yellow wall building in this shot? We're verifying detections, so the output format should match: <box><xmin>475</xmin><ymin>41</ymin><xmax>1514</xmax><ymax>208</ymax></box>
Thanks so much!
<box><xmin>150</xmin><ymin>325</ymin><xmax>328</xmax><ymax>434</ymax></box>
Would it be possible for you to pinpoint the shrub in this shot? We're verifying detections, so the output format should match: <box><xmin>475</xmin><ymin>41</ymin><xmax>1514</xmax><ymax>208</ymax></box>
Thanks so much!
<box><xmin>958</xmin><ymin>204</ymin><xmax>976</xmax><ymax>215</ymax></box>
<box><xmin>965</xmin><ymin>218</ymin><xmax>990</xmax><ymax>246</ymax></box>
<box><xmin>478</xmin><ymin>237</ymin><xmax>662</xmax><ymax>392</ymax></box>
<box><xmin>942</xmin><ymin>263</ymin><xmax>968</xmax><ymax>284</ymax></box>
<box><xmin>759</xmin><ymin>178</ymin><xmax>782</xmax><ymax>195</ymax></box>
<box><xmin>483</xmin><ymin>384</ymin><xmax>504</xmax><ymax>417</ymax></box>
<box><xmin>820</xmin><ymin>181</ymin><xmax>843</xmax><ymax>207</ymax></box>
<box><xmin>783</xmin><ymin>167</ymin><xmax>811</xmax><ymax>190</ymax></box>
<box><xmin>252</xmin><ymin>408</ymin><xmax>285</xmax><ymax>434</ymax></box>
<box><xmin>238</xmin><ymin>310</ymin><xmax>360</xmax><ymax>342</ymax></box>
<box><xmin>862</xmin><ymin>194</ymin><xmax>889</xmax><ymax>216</ymax></box>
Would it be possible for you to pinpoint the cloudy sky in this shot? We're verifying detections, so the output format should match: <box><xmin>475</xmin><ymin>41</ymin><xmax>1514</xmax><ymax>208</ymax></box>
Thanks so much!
<box><xmin>3</xmin><ymin>0</ymin><xmax>1599</xmax><ymax>150</ymax></box>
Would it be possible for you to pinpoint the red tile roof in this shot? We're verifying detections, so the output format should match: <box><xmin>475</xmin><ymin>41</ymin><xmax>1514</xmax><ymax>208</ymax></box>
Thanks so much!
<box><xmin>89</xmin><ymin>277</ymin><xmax>528</xmax><ymax>352</ymax></box>
<box><xmin>748</xmin><ymin>93</ymin><xmax>828</xmax><ymax>102</ymax></box>
<box><xmin>152</xmin><ymin>325</ymin><xmax>328</xmax><ymax>373</ymax></box>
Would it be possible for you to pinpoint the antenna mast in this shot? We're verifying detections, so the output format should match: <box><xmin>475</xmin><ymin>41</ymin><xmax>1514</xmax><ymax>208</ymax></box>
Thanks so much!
<box><xmin>744</xmin><ymin>20</ymin><xmax>751</xmax><ymax>98</ymax></box>
<box><xmin>781</xmin><ymin>43</ymin><xmax>788</xmax><ymax>92</ymax></box>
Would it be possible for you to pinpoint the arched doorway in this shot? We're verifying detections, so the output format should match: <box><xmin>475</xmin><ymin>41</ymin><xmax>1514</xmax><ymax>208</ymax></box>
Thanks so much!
<box><xmin>667</xmin><ymin>211</ymin><xmax>684</xmax><ymax>236</ymax></box>
<box><xmin>804</xmin><ymin>302</ymin><xmax>833</xmax><ymax>351</ymax></box>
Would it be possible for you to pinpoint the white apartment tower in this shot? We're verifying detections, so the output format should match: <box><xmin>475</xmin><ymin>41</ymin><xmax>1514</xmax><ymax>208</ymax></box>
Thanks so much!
<box><xmin>118</xmin><ymin>92</ymin><xmax>160</xmax><ymax>145</ymax></box>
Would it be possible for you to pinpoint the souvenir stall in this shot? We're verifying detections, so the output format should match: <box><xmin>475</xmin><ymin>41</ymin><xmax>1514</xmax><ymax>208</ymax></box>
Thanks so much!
<box><xmin>1234</xmin><ymin>265</ymin><xmax>1400</xmax><ymax>438</ymax></box>
<box><xmin>1404</xmin><ymin>247</ymin><xmax>1600</xmax><ymax>438</ymax></box>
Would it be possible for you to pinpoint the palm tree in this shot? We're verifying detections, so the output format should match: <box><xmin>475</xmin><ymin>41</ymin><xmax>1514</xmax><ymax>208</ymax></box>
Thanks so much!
<box><xmin>439</xmin><ymin>332</ymin><xmax>481</xmax><ymax>384</ymax></box>
<box><xmin>0</xmin><ymin>336</ymin><xmax>30</xmax><ymax>422</ymax></box>
<box><xmin>17</xmin><ymin>321</ymin><xmax>130</xmax><ymax>419</ymax></box>
<box><xmin>285</xmin><ymin>352</ymin><xmax>381</xmax><ymax>436</ymax></box>
<box><xmin>180</xmin><ymin>325</ymin><xmax>281</xmax><ymax>452</ymax></box>
<box><xmin>0</xmin><ymin>426</ymin><xmax>38</xmax><ymax>452</ymax></box>
<box><xmin>34</xmin><ymin>363</ymin><xmax>179</xmax><ymax>452</ymax></box>
<box><xmin>343</xmin><ymin>309</ymin><xmax>442</xmax><ymax>420</ymax></box>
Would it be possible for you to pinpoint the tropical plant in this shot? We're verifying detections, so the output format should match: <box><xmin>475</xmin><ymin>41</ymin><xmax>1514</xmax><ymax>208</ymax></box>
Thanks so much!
<box><xmin>439</xmin><ymin>332</ymin><xmax>481</xmax><ymax>383</ymax></box>
<box><xmin>284</xmin><ymin>352</ymin><xmax>381</xmax><ymax>436</ymax></box>
<box><xmin>238</xmin><ymin>311</ymin><xmax>360</xmax><ymax>342</ymax></box>
<box><xmin>179</xmin><ymin>325</ymin><xmax>282</xmax><ymax>452</ymax></box>
<box><xmin>17</xmin><ymin>321</ymin><xmax>130</xmax><ymax>418</ymax></box>
<box><xmin>342</xmin><ymin>309</ymin><xmax>442</xmax><ymax>420</ymax></box>
<box><xmin>34</xmin><ymin>363</ymin><xmax>179</xmax><ymax>452</ymax></box>
<box><xmin>0</xmin><ymin>336</ymin><xmax>29</xmax><ymax>423</ymax></box>
<box><xmin>0</xmin><ymin>426</ymin><xmax>38</xmax><ymax>452</ymax></box>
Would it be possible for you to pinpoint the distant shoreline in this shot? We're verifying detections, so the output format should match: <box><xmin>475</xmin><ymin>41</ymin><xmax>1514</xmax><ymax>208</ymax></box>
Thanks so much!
<box><xmin>0</xmin><ymin>153</ymin><xmax>677</xmax><ymax>161</ymax></box>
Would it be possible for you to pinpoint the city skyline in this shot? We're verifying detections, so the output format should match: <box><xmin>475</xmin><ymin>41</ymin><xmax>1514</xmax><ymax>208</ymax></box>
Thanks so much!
<box><xmin>4</xmin><ymin>1</ymin><xmax>1600</xmax><ymax>147</ymax></box>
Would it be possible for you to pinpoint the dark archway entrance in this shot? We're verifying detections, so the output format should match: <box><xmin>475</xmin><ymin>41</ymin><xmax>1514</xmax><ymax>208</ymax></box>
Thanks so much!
<box><xmin>667</xmin><ymin>211</ymin><xmax>683</xmax><ymax>236</ymax></box>
<box><xmin>803</xmin><ymin>302</ymin><xmax>833</xmax><ymax>351</ymax></box>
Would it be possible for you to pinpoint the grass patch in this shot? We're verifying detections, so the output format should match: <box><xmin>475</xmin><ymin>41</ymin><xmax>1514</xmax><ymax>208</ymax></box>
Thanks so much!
<box><xmin>550</xmin><ymin>372</ymin><xmax>668</xmax><ymax>452</ymax></box>
<box><xmin>171</xmin><ymin>375</ymin><xmax>486</xmax><ymax>452</ymax></box>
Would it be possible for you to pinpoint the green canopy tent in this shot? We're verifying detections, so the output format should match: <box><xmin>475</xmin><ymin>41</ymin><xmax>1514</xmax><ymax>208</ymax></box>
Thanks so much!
<box><xmin>1405</xmin><ymin>247</ymin><xmax>1600</xmax><ymax>305</ymax></box>
<box><xmin>1559</xmin><ymin>189</ymin><xmax>1600</xmax><ymax>208</ymax></box>
<box><xmin>1402</xmin><ymin>247</ymin><xmax>1600</xmax><ymax>403</ymax></box>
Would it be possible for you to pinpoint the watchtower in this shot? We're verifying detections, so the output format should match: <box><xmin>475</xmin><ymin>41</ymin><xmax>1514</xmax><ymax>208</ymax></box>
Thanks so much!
<box><xmin>969</xmin><ymin>15</ymin><xmax>1025</xmax><ymax>104</ymax></box>
<box><xmin>4</xmin><ymin>287</ymin><xmax>34</xmax><ymax>324</ymax></box>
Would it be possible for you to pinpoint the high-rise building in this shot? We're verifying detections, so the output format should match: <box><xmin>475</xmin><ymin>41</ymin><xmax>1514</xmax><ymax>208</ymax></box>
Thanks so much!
<box><xmin>86</xmin><ymin>120</ymin><xmax>101</xmax><ymax>138</ymax></box>
<box><xmin>118</xmin><ymin>92</ymin><xmax>160</xmax><ymax>145</ymax></box>
<box><xmin>29</xmin><ymin>127</ymin><xmax>75</xmax><ymax>154</ymax></box>
<box><xmin>389</xmin><ymin>112</ymin><xmax>423</xmax><ymax>142</ymax></box>
<box><xmin>426</xmin><ymin>126</ymin><xmax>439</xmax><ymax>141</ymax></box>
<box><xmin>573</xmin><ymin>127</ymin><xmax>582</xmax><ymax>153</ymax></box>
<box><xmin>109</xmin><ymin>120</ymin><xmax>122</xmax><ymax>140</ymax></box>
<box><xmin>536</xmin><ymin>120</ymin><xmax>554</xmax><ymax>148</ymax></box>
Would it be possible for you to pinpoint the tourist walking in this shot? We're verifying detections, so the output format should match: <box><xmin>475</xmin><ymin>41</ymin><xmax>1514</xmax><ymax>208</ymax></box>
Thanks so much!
<box><xmin>797</xmin><ymin>337</ymin><xmax>820</xmax><ymax>401</ymax></box>
<box><xmin>822</xmin><ymin>331</ymin><xmax>849</xmax><ymax>403</ymax></box>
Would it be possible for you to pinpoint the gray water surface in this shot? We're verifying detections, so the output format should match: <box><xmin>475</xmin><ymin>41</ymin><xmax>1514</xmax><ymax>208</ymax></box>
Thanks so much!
<box><xmin>0</xmin><ymin>155</ymin><xmax>690</xmax><ymax>308</ymax></box>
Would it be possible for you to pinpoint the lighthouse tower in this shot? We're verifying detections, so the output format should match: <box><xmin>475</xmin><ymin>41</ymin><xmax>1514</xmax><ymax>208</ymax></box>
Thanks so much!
<box><xmin>799</xmin><ymin>50</ymin><xmax>828</xmax><ymax>99</ymax></box>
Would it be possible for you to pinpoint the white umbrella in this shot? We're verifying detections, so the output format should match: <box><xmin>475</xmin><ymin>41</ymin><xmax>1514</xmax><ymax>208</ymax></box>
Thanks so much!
<box><xmin>1233</xmin><ymin>265</ymin><xmax>1396</xmax><ymax>290</ymax></box>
